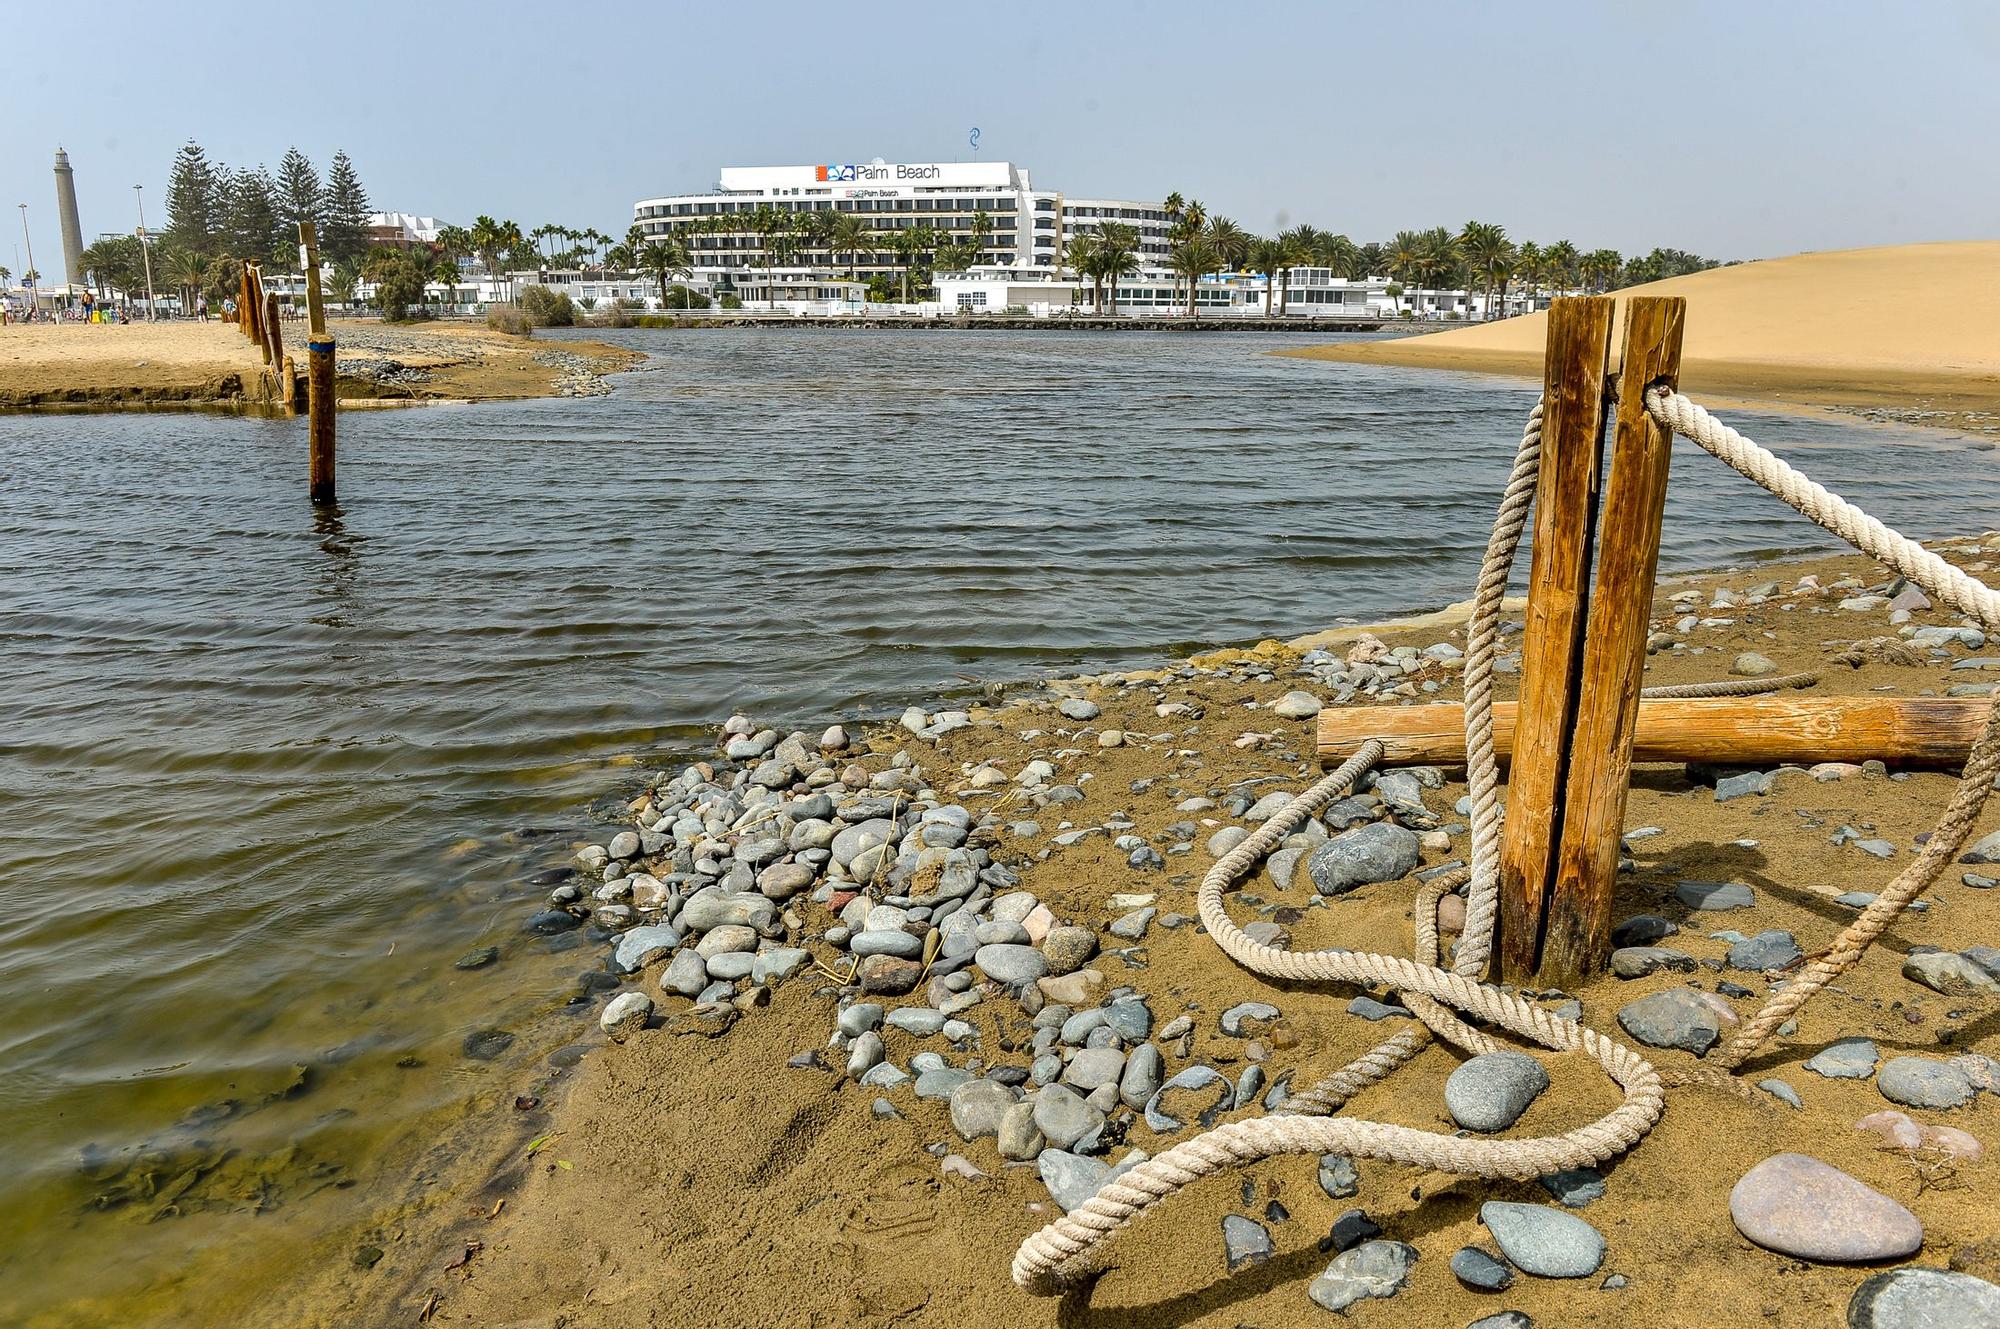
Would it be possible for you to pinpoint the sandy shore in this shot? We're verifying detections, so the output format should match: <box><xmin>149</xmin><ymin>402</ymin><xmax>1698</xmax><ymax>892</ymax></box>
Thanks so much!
<box><xmin>1285</xmin><ymin>242</ymin><xmax>2000</xmax><ymax>437</ymax></box>
<box><xmin>270</xmin><ymin>534</ymin><xmax>2000</xmax><ymax>1328</ymax></box>
<box><xmin>0</xmin><ymin>318</ymin><xmax>643</xmax><ymax>410</ymax></box>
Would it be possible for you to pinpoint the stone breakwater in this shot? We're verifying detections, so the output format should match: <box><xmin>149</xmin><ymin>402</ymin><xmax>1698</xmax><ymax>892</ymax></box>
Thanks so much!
<box><xmin>515</xmin><ymin>534</ymin><xmax>2000</xmax><ymax>1327</ymax></box>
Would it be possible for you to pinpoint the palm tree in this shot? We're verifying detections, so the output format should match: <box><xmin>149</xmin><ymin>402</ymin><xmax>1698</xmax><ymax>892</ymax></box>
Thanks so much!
<box><xmin>163</xmin><ymin>247</ymin><xmax>207</xmax><ymax>314</ymax></box>
<box><xmin>1095</xmin><ymin>222</ymin><xmax>1141</xmax><ymax>315</ymax></box>
<box><xmin>468</xmin><ymin>216</ymin><xmax>523</xmax><ymax>302</ymax></box>
<box><xmin>1248</xmin><ymin>236</ymin><xmax>1286</xmax><ymax>316</ymax></box>
<box><xmin>1458</xmin><ymin>221</ymin><xmax>1513</xmax><ymax>320</ymax></box>
<box><xmin>828</xmin><ymin>213</ymin><xmax>867</xmax><ymax>280</ymax></box>
<box><xmin>1513</xmin><ymin>241</ymin><xmax>1544</xmax><ymax>308</ymax></box>
<box><xmin>1276</xmin><ymin>226</ymin><xmax>1317</xmax><ymax>315</ymax></box>
<box><xmin>1313</xmin><ymin>232</ymin><xmax>1361</xmax><ymax>282</ymax></box>
<box><xmin>637</xmin><ymin>235</ymin><xmax>692</xmax><ymax>307</ymax></box>
<box><xmin>1169</xmin><ymin>236</ymin><xmax>1218</xmax><ymax>318</ymax></box>
<box><xmin>1064</xmin><ymin>232</ymin><xmax>1102</xmax><ymax>312</ymax></box>
<box><xmin>749</xmin><ymin>205</ymin><xmax>796</xmax><ymax>309</ymax></box>
<box><xmin>1545</xmin><ymin>240</ymin><xmax>1579</xmax><ymax>298</ymax></box>
<box><xmin>1580</xmin><ymin>248</ymin><xmax>1622</xmax><ymax>295</ymax></box>
<box><xmin>969</xmin><ymin>209</ymin><xmax>995</xmax><ymax>262</ymax></box>
<box><xmin>887</xmin><ymin>226</ymin><xmax>927</xmax><ymax>303</ymax></box>
<box><xmin>1386</xmin><ymin>230</ymin><xmax>1426</xmax><ymax>314</ymax></box>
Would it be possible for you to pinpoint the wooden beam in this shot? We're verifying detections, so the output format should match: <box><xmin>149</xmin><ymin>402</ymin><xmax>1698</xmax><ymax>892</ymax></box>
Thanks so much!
<box><xmin>1316</xmin><ymin>696</ymin><xmax>1987</xmax><ymax>768</ymax></box>
<box><xmin>1497</xmin><ymin>296</ymin><xmax>1614</xmax><ymax>981</ymax></box>
<box><xmin>299</xmin><ymin>222</ymin><xmax>335</xmax><ymax>505</ymax></box>
<box><xmin>1540</xmin><ymin>296</ymin><xmax>1687</xmax><ymax>981</ymax></box>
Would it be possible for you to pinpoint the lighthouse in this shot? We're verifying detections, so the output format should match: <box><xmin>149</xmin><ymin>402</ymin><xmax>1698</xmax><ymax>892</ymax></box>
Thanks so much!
<box><xmin>54</xmin><ymin>147</ymin><xmax>85</xmax><ymax>288</ymax></box>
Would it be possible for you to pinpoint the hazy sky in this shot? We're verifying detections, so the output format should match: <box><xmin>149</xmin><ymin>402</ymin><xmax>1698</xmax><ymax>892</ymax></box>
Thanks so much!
<box><xmin>6</xmin><ymin>0</ymin><xmax>1996</xmax><ymax>275</ymax></box>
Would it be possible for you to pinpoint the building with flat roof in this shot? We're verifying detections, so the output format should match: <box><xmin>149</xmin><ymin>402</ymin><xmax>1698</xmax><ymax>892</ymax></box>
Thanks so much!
<box><xmin>632</xmin><ymin>160</ymin><xmax>1171</xmax><ymax>283</ymax></box>
<box><xmin>365</xmin><ymin>212</ymin><xmax>448</xmax><ymax>248</ymax></box>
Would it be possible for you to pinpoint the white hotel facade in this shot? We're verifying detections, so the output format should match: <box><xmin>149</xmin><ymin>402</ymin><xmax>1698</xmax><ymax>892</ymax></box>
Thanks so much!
<box><xmin>632</xmin><ymin>160</ymin><xmax>1172</xmax><ymax>282</ymax></box>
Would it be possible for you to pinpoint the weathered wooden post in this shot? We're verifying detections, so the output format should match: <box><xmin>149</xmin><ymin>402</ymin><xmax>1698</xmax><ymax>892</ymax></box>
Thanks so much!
<box><xmin>1540</xmin><ymin>297</ymin><xmax>1685</xmax><ymax>980</ymax></box>
<box><xmin>263</xmin><ymin>289</ymin><xmax>281</xmax><ymax>368</ymax></box>
<box><xmin>1497</xmin><ymin>296</ymin><xmax>1613</xmax><ymax>980</ymax></box>
<box><xmin>300</xmin><ymin>222</ymin><xmax>335</xmax><ymax>504</ymax></box>
<box><xmin>282</xmin><ymin>353</ymin><xmax>298</xmax><ymax>412</ymax></box>
<box><xmin>239</xmin><ymin>262</ymin><xmax>254</xmax><ymax>338</ymax></box>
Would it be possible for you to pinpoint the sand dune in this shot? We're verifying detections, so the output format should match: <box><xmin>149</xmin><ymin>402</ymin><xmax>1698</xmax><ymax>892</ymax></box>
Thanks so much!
<box><xmin>1286</xmin><ymin>242</ymin><xmax>2000</xmax><ymax>430</ymax></box>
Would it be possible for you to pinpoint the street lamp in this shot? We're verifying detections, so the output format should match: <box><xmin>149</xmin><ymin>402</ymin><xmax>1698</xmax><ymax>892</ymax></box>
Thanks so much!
<box><xmin>17</xmin><ymin>204</ymin><xmax>35</xmax><ymax>316</ymax></box>
<box><xmin>134</xmin><ymin>185</ymin><xmax>157</xmax><ymax>320</ymax></box>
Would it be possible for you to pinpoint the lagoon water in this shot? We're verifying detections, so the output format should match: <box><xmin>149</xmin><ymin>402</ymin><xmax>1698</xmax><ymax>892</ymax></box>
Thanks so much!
<box><xmin>1</xmin><ymin>329</ymin><xmax>1994</xmax><ymax>1323</ymax></box>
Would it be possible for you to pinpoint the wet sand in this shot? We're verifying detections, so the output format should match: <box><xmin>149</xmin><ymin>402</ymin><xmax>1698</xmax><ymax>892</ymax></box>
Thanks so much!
<box><xmin>305</xmin><ymin>536</ymin><xmax>2000</xmax><ymax>1328</ymax></box>
<box><xmin>0</xmin><ymin>318</ymin><xmax>642</xmax><ymax>409</ymax></box>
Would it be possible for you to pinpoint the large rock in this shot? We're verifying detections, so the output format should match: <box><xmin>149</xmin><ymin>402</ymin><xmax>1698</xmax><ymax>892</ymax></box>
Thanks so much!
<box><xmin>1271</xmin><ymin>690</ymin><xmax>1322</xmax><ymax>719</ymax></box>
<box><xmin>1307</xmin><ymin>823</ymin><xmax>1422</xmax><ymax>896</ymax></box>
<box><xmin>1445</xmin><ymin>1052</ymin><xmax>1551</xmax><ymax>1132</ymax></box>
<box><xmin>1904</xmin><ymin>952</ymin><xmax>2000</xmax><ymax>997</ymax></box>
<box><xmin>1728</xmin><ymin>929</ymin><xmax>1803</xmax><ymax>972</ymax></box>
<box><xmin>1674</xmin><ymin>879</ymin><xmax>1756</xmax><ymax>911</ymax></box>
<box><xmin>1222</xmin><ymin>1215</ymin><xmax>1272</xmax><ymax>1270</ymax></box>
<box><xmin>1848</xmin><ymin>1268</ymin><xmax>2000</xmax><ymax>1328</ymax></box>
<box><xmin>1033</xmin><ymin>1083</ymin><xmax>1105</xmax><ymax>1150</ymax></box>
<box><xmin>1616</xmin><ymin>988</ymin><xmax>1738</xmax><ymax>1055</ymax></box>
<box><xmin>1479</xmin><ymin>1201</ymin><xmax>1606</xmax><ymax>1278</ymax></box>
<box><xmin>599</xmin><ymin>991</ymin><xmax>653</xmax><ymax>1042</ymax></box>
<box><xmin>1307</xmin><ymin>1240</ymin><xmax>1418</xmax><ymax>1313</ymax></box>
<box><xmin>611</xmin><ymin>924</ymin><xmax>683</xmax><ymax>974</ymax></box>
<box><xmin>1729</xmin><ymin>1153</ymin><xmax>1922</xmax><ymax>1262</ymax></box>
<box><xmin>1878</xmin><ymin>1056</ymin><xmax>1976</xmax><ymax>1109</ymax></box>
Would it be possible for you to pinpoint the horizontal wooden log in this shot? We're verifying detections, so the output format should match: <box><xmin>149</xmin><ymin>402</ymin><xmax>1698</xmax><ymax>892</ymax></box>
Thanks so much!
<box><xmin>1318</xmin><ymin>696</ymin><xmax>1988</xmax><ymax>769</ymax></box>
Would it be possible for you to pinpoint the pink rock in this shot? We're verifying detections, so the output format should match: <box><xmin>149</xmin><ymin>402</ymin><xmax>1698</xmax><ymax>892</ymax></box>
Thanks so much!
<box><xmin>1856</xmin><ymin>1110</ymin><xmax>1925</xmax><ymax>1151</ymax></box>
<box><xmin>1437</xmin><ymin>894</ymin><xmax>1468</xmax><ymax>934</ymax></box>
<box><xmin>1021</xmin><ymin>903</ymin><xmax>1056</xmax><ymax>945</ymax></box>
<box><xmin>1728</xmin><ymin>1152</ymin><xmax>1923</xmax><ymax>1263</ymax></box>
<box><xmin>1919</xmin><ymin>1124</ymin><xmax>1984</xmax><ymax>1162</ymax></box>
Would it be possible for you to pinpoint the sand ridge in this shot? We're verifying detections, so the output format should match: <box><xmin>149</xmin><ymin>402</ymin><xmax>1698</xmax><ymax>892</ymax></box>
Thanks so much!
<box><xmin>1283</xmin><ymin>242</ymin><xmax>2000</xmax><ymax>435</ymax></box>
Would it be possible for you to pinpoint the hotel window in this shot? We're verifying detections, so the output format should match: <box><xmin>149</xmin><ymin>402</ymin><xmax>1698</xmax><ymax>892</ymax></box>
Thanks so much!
<box><xmin>956</xmin><ymin>291</ymin><xmax>988</xmax><ymax>308</ymax></box>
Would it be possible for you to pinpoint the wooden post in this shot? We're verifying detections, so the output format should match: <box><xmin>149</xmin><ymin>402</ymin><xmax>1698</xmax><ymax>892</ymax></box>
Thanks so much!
<box><xmin>239</xmin><ymin>262</ymin><xmax>254</xmax><ymax>338</ymax></box>
<box><xmin>300</xmin><ymin>222</ymin><xmax>335</xmax><ymax>504</ymax></box>
<box><xmin>1539</xmin><ymin>297</ymin><xmax>1686</xmax><ymax>980</ymax></box>
<box><xmin>1317</xmin><ymin>696</ymin><xmax>1987</xmax><ymax>770</ymax></box>
<box><xmin>282</xmin><ymin>353</ymin><xmax>297</xmax><ymax>411</ymax></box>
<box><xmin>262</xmin><ymin>290</ymin><xmax>280</xmax><ymax>367</ymax></box>
<box><xmin>1496</xmin><ymin>296</ymin><xmax>1614</xmax><ymax>980</ymax></box>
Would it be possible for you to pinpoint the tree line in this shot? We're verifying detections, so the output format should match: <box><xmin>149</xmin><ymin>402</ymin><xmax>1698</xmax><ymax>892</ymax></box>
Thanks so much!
<box><xmin>70</xmin><ymin>140</ymin><xmax>373</xmax><ymax>311</ymax></box>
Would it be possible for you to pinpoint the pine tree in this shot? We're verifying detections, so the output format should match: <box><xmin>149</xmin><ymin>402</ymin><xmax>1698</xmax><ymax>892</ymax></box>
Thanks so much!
<box><xmin>275</xmin><ymin>147</ymin><xmax>323</xmax><ymax>251</ymax></box>
<box><xmin>322</xmin><ymin>150</ymin><xmax>373</xmax><ymax>265</ymax></box>
<box><xmin>164</xmin><ymin>140</ymin><xmax>224</xmax><ymax>255</ymax></box>
<box><xmin>225</xmin><ymin>168</ymin><xmax>282</xmax><ymax>265</ymax></box>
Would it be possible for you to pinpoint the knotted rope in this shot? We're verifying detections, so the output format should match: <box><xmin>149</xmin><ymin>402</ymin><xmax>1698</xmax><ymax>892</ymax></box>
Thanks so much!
<box><xmin>1008</xmin><ymin>387</ymin><xmax>2000</xmax><ymax>1295</ymax></box>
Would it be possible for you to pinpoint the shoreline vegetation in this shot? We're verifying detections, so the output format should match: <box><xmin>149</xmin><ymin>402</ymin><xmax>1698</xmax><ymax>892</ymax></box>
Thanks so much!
<box><xmin>274</xmin><ymin>534</ymin><xmax>2000</xmax><ymax>1329</ymax></box>
<box><xmin>0</xmin><ymin>318</ymin><xmax>643</xmax><ymax>411</ymax></box>
<box><xmin>1284</xmin><ymin>242</ymin><xmax>2000</xmax><ymax>439</ymax></box>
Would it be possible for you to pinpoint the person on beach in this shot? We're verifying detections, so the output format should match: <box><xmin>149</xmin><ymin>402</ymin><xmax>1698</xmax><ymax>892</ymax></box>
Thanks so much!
<box><xmin>196</xmin><ymin>297</ymin><xmax>208</xmax><ymax>322</ymax></box>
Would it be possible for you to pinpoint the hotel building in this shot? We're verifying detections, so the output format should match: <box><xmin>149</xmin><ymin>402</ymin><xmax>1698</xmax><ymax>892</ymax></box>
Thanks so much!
<box><xmin>631</xmin><ymin>160</ymin><xmax>1173</xmax><ymax>281</ymax></box>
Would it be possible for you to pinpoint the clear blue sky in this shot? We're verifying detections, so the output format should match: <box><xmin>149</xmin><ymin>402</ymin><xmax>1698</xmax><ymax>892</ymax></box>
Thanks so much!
<box><xmin>5</xmin><ymin>0</ymin><xmax>1997</xmax><ymax>275</ymax></box>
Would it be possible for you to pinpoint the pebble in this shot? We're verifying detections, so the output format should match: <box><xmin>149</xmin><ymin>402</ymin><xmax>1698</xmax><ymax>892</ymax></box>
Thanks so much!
<box><xmin>1847</xmin><ymin>1268</ymin><xmax>2000</xmax><ymax>1328</ymax></box>
<box><xmin>1222</xmin><ymin>1215</ymin><xmax>1273</xmax><ymax>1270</ymax></box>
<box><xmin>1451</xmin><ymin>1245</ymin><xmax>1515</xmax><ymax>1291</ymax></box>
<box><xmin>1805</xmin><ymin>1037</ymin><xmax>1880</xmax><ymax>1079</ymax></box>
<box><xmin>1220</xmin><ymin>1001</ymin><xmax>1282</xmax><ymax>1037</ymax></box>
<box><xmin>1063</xmin><ymin>1046</ymin><xmax>1128</xmax><ymax>1093</ymax></box>
<box><xmin>948</xmin><ymin>1078</ymin><xmax>1019</xmax><ymax>1141</ymax></box>
<box><xmin>1616</xmin><ymin>989</ymin><xmax>1738</xmax><ymax>1055</ymax></box>
<box><xmin>1445</xmin><ymin>1052</ymin><xmax>1550</xmax><ymax>1132</ymax></box>
<box><xmin>1326</xmin><ymin>1207</ymin><xmax>1381</xmax><ymax>1252</ymax></box>
<box><xmin>1308</xmin><ymin>1240</ymin><xmax>1419</xmax><ymax>1313</ymax></box>
<box><xmin>1536</xmin><ymin>1167</ymin><xmax>1605</xmax><ymax>1207</ymax></box>
<box><xmin>1728</xmin><ymin>929</ymin><xmax>1803</xmax><ymax>972</ymax></box>
<box><xmin>1040</xmin><ymin>925</ymin><xmax>1097</xmax><ymax>976</ymax></box>
<box><xmin>611</xmin><ymin>925</ymin><xmax>682</xmax><ymax>973</ymax></box>
<box><xmin>1033</xmin><ymin>1084</ymin><xmax>1105</xmax><ymax>1150</ymax></box>
<box><xmin>1271</xmin><ymin>690</ymin><xmax>1323</xmax><ymax>719</ymax></box>
<box><xmin>1058</xmin><ymin>697</ymin><xmax>1101</xmax><ymax>721</ymax></box>
<box><xmin>1479</xmin><ymin>1201</ymin><xmax>1606</xmax><ymax>1277</ymax></box>
<box><xmin>1318</xmin><ymin>1154</ymin><xmax>1360</xmax><ymax>1198</ymax></box>
<box><xmin>1675</xmin><ymin>879</ymin><xmax>1756</xmax><ymax>911</ymax></box>
<box><xmin>1468</xmin><ymin>1315</ymin><xmax>1534</xmax><ymax>1329</ymax></box>
<box><xmin>1120</xmin><ymin>1044</ymin><xmax>1164</xmax><ymax>1109</ymax></box>
<box><xmin>998</xmin><ymin>1100</ymin><xmax>1045</xmax><ymax>1160</ymax></box>
<box><xmin>974</xmin><ymin>943</ymin><xmax>1049</xmax><ymax>985</ymax></box>
<box><xmin>1760</xmin><ymin>1078</ymin><xmax>1804</xmax><ymax>1109</ymax></box>
<box><xmin>1611</xmin><ymin>914</ymin><xmax>1678</xmax><ymax>947</ymax></box>
<box><xmin>1715</xmin><ymin>771</ymin><xmax>1774</xmax><ymax>801</ymax></box>
<box><xmin>1728</xmin><ymin>1153</ymin><xmax>1922</xmax><ymax>1262</ymax></box>
<box><xmin>599</xmin><ymin>991</ymin><xmax>653</xmax><ymax>1041</ymax></box>
<box><xmin>1307</xmin><ymin>823</ymin><xmax>1422</xmax><ymax>896</ymax></box>
<box><xmin>1611</xmin><ymin>946</ymin><xmax>1696</xmax><ymax>978</ymax></box>
<box><xmin>1146</xmin><ymin>1066</ymin><xmax>1233</xmax><ymax>1133</ymax></box>
<box><xmin>1877</xmin><ymin>1056</ymin><xmax>1976</xmax><ymax>1109</ymax></box>
<box><xmin>1732</xmin><ymin>651</ymin><xmax>1779</xmax><ymax>677</ymax></box>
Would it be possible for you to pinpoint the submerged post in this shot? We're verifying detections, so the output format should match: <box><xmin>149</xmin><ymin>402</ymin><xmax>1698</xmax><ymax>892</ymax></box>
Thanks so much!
<box><xmin>300</xmin><ymin>222</ymin><xmax>335</xmax><ymax>504</ymax></box>
<box><xmin>1540</xmin><ymin>296</ymin><xmax>1685</xmax><ymax>981</ymax></box>
<box><xmin>1496</xmin><ymin>296</ymin><xmax>1613</xmax><ymax>982</ymax></box>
